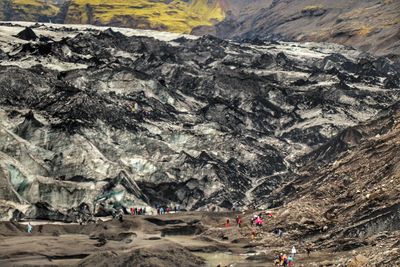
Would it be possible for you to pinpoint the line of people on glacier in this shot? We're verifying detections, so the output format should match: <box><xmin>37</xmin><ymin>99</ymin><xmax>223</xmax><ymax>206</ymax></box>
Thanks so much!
<box><xmin>128</xmin><ymin>205</ymin><xmax>182</xmax><ymax>216</ymax></box>
<box><xmin>130</xmin><ymin>207</ymin><xmax>146</xmax><ymax>215</ymax></box>
<box><xmin>107</xmin><ymin>203</ymin><xmax>184</xmax><ymax>222</ymax></box>
<box><xmin>155</xmin><ymin>204</ymin><xmax>181</xmax><ymax>215</ymax></box>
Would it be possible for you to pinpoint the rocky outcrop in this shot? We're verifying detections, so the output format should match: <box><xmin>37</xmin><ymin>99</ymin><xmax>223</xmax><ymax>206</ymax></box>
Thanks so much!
<box><xmin>15</xmin><ymin>27</ymin><xmax>38</xmax><ymax>41</ymax></box>
<box><xmin>0</xmin><ymin>23</ymin><xmax>399</xmax><ymax>220</ymax></box>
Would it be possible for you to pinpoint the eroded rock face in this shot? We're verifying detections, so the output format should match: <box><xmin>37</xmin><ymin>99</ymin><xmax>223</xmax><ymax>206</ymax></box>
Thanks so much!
<box><xmin>0</xmin><ymin>24</ymin><xmax>399</xmax><ymax>219</ymax></box>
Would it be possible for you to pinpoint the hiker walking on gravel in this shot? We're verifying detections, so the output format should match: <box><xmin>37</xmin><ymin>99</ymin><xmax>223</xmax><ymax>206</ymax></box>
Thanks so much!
<box><xmin>115</xmin><ymin>209</ymin><xmax>123</xmax><ymax>222</ymax></box>
<box><xmin>291</xmin><ymin>245</ymin><xmax>297</xmax><ymax>258</ymax></box>
<box><xmin>251</xmin><ymin>229</ymin><xmax>257</xmax><ymax>241</ymax></box>
<box><xmin>282</xmin><ymin>254</ymin><xmax>288</xmax><ymax>267</ymax></box>
<box><xmin>27</xmin><ymin>222</ymin><xmax>33</xmax><ymax>234</ymax></box>
<box><xmin>274</xmin><ymin>255</ymin><xmax>280</xmax><ymax>265</ymax></box>
<box><xmin>251</xmin><ymin>214</ymin><xmax>257</xmax><ymax>226</ymax></box>
<box><xmin>288</xmin><ymin>255</ymin><xmax>294</xmax><ymax>266</ymax></box>
<box><xmin>255</xmin><ymin>216</ymin><xmax>263</xmax><ymax>227</ymax></box>
<box><xmin>277</xmin><ymin>229</ymin><xmax>283</xmax><ymax>237</ymax></box>
<box><xmin>278</xmin><ymin>253</ymin><xmax>283</xmax><ymax>266</ymax></box>
<box><xmin>236</xmin><ymin>215</ymin><xmax>242</xmax><ymax>228</ymax></box>
<box><xmin>306</xmin><ymin>243</ymin><xmax>312</xmax><ymax>257</ymax></box>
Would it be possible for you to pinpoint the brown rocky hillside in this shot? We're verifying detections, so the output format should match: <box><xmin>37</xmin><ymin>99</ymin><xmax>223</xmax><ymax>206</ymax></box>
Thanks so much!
<box><xmin>206</xmin><ymin>0</ymin><xmax>400</xmax><ymax>56</ymax></box>
<box><xmin>1</xmin><ymin>0</ymin><xmax>399</xmax><ymax>56</ymax></box>
<box><xmin>262</xmin><ymin>104</ymin><xmax>400</xmax><ymax>265</ymax></box>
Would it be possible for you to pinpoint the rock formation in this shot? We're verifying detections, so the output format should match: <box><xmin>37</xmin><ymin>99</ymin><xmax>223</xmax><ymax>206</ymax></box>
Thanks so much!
<box><xmin>0</xmin><ymin>23</ymin><xmax>399</xmax><ymax>220</ymax></box>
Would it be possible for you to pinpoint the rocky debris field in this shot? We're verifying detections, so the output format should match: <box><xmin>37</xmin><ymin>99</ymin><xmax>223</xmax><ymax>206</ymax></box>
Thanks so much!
<box><xmin>0</xmin><ymin>22</ymin><xmax>399</xmax><ymax>223</ymax></box>
<box><xmin>0</xmin><ymin>211</ymin><xmax>398</xmax><ymax>266</ymax></box>
<box><xmin>266</xmin><ymin>103</ymin><xmax>400</xmax><ymax>266</ymax></box>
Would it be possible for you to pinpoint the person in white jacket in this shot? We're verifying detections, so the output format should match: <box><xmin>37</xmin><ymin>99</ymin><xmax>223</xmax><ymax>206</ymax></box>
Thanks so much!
<box><xmin>291</xmin><ymin>245</ymin><xmax>297</xmax><ymax>258</ymax></box>
<box><xmin>27</xmin><ymin>222</ymin><xmax>33</xmax><ymax>234</ymax></box>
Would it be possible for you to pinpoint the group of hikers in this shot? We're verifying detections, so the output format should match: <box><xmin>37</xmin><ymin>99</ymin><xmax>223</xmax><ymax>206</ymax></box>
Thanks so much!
<box><xmin>130</xmin><ymin>207</ymin><xmax>146</xmax><ymax>215</ymax></box>
<box><xmin>156</xmin><ymin>205</ymin><xmax>181</xmax><ymax>215</ymax></box>
<box><xmin>222</xmin><ymin>211</ymin><xmax>313</xmax><ymax>266</ymax></box>
<box><xmin>224</xmin><ymin>210</ymin><xmax>316</xmax><ymax>266</ymax></box>
<box><xmin>252</xmin><ymin>211</ymin><xmax>273</xmax><ymax>226</ymax></box>
<box><xmin>26</xmin><ymin>222</ymin><xmax>44</xmax><ymax>234</ymax></box>
<box><xmin>274</xmin><ymin>247</ymin><xmax>297</xmax><ymax>266</ymax></box>
<box><xmin>226</xmin><ymin>211</ymin><xmax>273</xmax><ymax>229</ymax></box>
<box><xmin>111</xmin><ymin>204</ymin><xmax>182</xmax><ymax>222</ymax></box>
<box><xmin>225</xmin><ymin>211</ymin><xmax>283</xmax><ymax>242</ymax></box>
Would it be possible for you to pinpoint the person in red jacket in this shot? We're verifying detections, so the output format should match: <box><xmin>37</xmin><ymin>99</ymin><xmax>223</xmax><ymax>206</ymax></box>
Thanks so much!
<box><xmin>236</xmin><ymin>215</ymin><xmax>242</xmax><ymax>228</ymax></box>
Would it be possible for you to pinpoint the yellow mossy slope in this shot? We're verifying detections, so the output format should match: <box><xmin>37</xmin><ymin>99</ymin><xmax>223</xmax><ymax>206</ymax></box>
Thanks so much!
<box><xmin>11</xmin><ymin>0</ymin><xmax>60</xmax><ymax>19</ymax></box>
<box><xmin>66</xmin><ymin>0</ymin><xmax>225</xmax><ymax>33</ymax></box>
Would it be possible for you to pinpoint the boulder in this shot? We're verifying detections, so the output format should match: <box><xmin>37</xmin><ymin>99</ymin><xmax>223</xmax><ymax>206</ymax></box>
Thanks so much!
<box><xmin>16</xmin><ymin>27</ymin><xmax>38</xmax><ymax>41</ymax></box>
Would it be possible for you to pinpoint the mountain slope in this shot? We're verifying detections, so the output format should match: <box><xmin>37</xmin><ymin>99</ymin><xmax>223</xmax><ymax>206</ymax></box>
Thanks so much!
<box><xmin>65</xmin><ymin>0</ymin><xmax>225</xmax><ymax>32</ymax></box>
<box><xmin>208</xmin><ymin>0</ymin><xmax>400</xmax><ymax>56</ymax></box>
<box><xmin>1</xmin><ymin>0</ymin><xmax>226</xmax><ymax>33</ymax></box>
<box><xmin>265</xmin><ymin>104</ymin><xmax>400</xmax><ymax>265</ymax></box>
<box><xmin>0</xmin><ymin>0</ymin><xmax>60</xmax><ymax>21</ymax></box>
